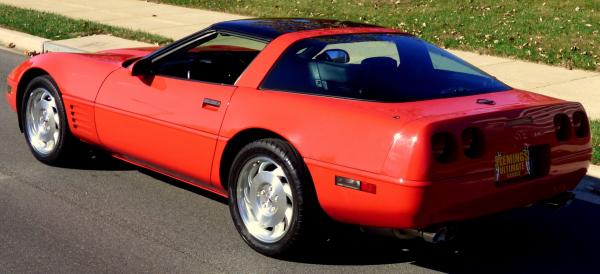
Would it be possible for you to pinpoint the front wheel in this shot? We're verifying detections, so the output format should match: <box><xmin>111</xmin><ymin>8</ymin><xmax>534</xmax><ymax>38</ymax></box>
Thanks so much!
<box><xmin>21</xmin><ymin>75</ymin><xmax>76</xmax><ymax>165</ymax></box>
<box><xmin>228</xmin><ymin>139</ymin><xmax>319</xmax><ymax>257</ymax></box>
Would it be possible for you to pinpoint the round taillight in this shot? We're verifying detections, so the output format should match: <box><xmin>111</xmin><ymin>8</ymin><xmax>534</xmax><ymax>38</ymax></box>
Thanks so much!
<box><xmin>572</xmin><ymin>111</ymin><xmax>589</xmax><ymax>138</ymax></box>
<box><xmin>432</xmin><ymin>132</ymin><xmax>456</xmax><ymax>163</ymax></box>
<box><xmin>462</xmin><ymin>127</ymin><xmax>485</xmax><ymax>158</ymax></box>
<box><xmin>553</xmin><ymin>114</ymin><xmax>571</xmax><ymax>141</ymax></box>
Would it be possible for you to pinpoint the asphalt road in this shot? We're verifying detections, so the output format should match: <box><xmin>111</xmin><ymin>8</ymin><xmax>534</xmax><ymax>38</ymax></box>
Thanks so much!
<box><xmin>1</xmin><ymin>47</ymin><xmax>600</xmax><ymax>274</ymax></box>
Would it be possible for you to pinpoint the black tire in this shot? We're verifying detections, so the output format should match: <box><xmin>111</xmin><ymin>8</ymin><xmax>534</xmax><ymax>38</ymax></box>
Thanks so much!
<box><xmin>20</xmin><ymin>75</ymin><xmax>77</xmax><ymax>166</ymax></box>
<box><xmin>228</xmin><ymin>138</ymin><xmax>320</xmax><ymax>257</ymax></box>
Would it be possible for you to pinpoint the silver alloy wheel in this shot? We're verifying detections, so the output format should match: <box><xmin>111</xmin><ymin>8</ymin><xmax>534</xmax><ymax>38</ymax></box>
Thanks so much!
<box><xmin>236</xmin><ymin>156</ymin><xmax>294</xmax><ymax>243</ymax></box>
<box><xmin>25</xmin><ymin>88</ymin><xmax>60</xmax><ymax>155</ymax></box>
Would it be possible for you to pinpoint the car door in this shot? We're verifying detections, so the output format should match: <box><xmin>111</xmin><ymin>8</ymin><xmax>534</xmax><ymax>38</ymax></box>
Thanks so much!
<box><xmin>94</xmin><ymin>31</ymin><xmax>266</xmax><ymax>188</ymax></box>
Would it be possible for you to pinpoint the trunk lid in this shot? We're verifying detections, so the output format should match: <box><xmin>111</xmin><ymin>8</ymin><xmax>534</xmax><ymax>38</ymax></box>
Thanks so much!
<box><xmin>381</xmin><ymin>89</ymin><xmax>591</xmax><ymax>181</ymax></box>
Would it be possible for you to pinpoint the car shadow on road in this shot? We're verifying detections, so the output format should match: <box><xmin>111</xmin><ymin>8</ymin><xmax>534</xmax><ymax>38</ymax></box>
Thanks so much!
<box><xmin>58</xmin><ymin>147</ymin><xmax>228</xmax><ymax>203</ymax></box>
<box><xmin>138</xmin><ymin>168</ymin><xmax>228</xmax><ymax>204</ymax></box>
<box><xmin>288</xmin><ymin>200</ymin><xmax>600</xmax><ymax>273</ymax></box>
<box><xmin>123</xmin><ymin>158</ymin><xmax>600</xmax><ymax>273</ymax></box>
<box><xmin>59</xmin><ymin>147</ymin><xmax>134</xmax><ymax>171</ymax></box>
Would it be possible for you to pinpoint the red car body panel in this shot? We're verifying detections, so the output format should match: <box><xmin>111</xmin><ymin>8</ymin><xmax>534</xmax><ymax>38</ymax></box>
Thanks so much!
<box><xmin>95</xmin><ymin>69</ymin><xmax>236</xmax><ymax>192</ymax></box>
<box><xmin>5</xmin><ymin>25</ymin><xmax>591</xmax><ymax>230</ymax></box>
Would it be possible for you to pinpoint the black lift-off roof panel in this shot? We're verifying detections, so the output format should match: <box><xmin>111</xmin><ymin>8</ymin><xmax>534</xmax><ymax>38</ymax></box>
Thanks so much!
<box><xmin>211</xmin><ymin>18</ymin><xmax>381</xmax><ymax>40</ymax></box>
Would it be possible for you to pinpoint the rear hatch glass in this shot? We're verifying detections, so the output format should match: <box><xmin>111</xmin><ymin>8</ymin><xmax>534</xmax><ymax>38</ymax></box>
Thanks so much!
<box><xmin>261</xmin><ymin>33</ymin><xmax>511</xmax><ymax>102</ymax></box>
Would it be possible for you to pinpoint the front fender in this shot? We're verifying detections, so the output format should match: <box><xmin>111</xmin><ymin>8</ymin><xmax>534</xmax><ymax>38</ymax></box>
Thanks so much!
<box><xmin>14</xmin><ymin>52</ymin><xmax>122</xmax><ymax>101</ymax></box>
<box><xmin>10</xmin><ymin>52</ymin><xmax>122</xmax><ymax>143</ymax></box>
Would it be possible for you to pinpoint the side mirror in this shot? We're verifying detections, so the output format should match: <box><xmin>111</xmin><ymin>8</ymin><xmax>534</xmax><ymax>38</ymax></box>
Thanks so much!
<box><xmin>317</xmin><ymin>49</ymin><xmax>350</xmax><ymax>64</ymax></box>
<box><xmin>130</xmin><ymin>58</ymin><xmax>154</xmax><ymax>76</ymax></box>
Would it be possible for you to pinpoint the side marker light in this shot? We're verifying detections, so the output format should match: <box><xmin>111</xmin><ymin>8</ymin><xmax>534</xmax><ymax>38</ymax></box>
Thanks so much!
<box><xmin>335</xmin><ymin>176</ymin><xmax>376</xmax><ymax>194</ymax></box>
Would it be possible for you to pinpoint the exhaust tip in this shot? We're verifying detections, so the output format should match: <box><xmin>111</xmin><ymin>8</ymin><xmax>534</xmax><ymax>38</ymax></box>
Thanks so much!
<box><xmin>542</xmin><ymin>192</ymin><xmax>575</xmax><ymax>209</ymax></box>
<box><xmin>361</xmin><ymin>225</ymin><xmax>458</xmax><ymax>243</ymax></box>
<box><xmin>420</xmin><ymin>226</ymin><xmax>457</xmax><ymax>243</ymax></box>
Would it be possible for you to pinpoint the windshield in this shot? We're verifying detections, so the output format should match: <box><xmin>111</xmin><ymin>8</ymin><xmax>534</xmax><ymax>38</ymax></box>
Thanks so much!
<box><xmin>261</xmin><ymin>34</ymin><xmax>511</xmax><ymax>102</ymax></box>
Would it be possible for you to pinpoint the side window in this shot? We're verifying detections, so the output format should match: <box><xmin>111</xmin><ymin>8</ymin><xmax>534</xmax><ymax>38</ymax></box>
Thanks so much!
<box><xmin>154</xmin><ymin>32</ymin><xmax>266</xmax><ymax>85</ymax></box>
<box><xmin>260</xmin><ymin>40</ymin><xmax>317</xmax><ymax>94</ymax></box>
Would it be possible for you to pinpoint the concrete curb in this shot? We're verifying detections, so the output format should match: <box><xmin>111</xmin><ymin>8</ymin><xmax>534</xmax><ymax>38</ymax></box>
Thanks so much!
<box><xmin>575</xmin><ymin>165</ymin><xmax>600</xmax><ymax>205</ymax></box>
<box><xmin>43</xmin><ymin>41</ymin><xmax>85</xmax><ymax>53</ymax></box>
<box><xmin>0</xmin><ymin>27</ymin><xmax>49</xmax><ymax>53</ymax></box>
<box><xmin>44</xmin><ymin>35</ymin><xmax>153</xmax><ymax>53</ymax></box>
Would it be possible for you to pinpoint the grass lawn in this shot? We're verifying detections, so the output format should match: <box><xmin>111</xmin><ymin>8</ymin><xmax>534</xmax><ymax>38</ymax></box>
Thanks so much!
<box><xmin>151</xmin><ymin>0</ymin><xmax>600</xmax><ymax>71</ymax></box>
<box><xmin>592</xmin><ymin>120</ymin><xmax>600</xmax><ymax>165</ymax></box>
<box><xmin>0</xmin><ymin>4</ymin><xmax>172</xmax><ymax>46</ymax></box>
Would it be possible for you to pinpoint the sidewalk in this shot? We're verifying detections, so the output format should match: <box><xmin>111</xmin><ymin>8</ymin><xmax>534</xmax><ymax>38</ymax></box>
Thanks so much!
<box><xmin>0</xmin><ymin>0</ymin><xmax>598</xmax><ymax>119</ymax></box>
<box><xmin>449</xmin><ymin>50</ymin><xmax>600</xmax><ymax>119</ymax></box>
<box><xmin>0</xmin><ymin>0</ymin><xmax>246</xmax><ymax>40</ymax></box>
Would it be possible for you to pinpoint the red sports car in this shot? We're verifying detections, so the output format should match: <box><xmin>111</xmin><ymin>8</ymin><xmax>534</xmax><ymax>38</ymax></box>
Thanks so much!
<box><xmin>5</xmin><ymin>19</ymin><xmax>592</xmax><ymax>256</ymax></box>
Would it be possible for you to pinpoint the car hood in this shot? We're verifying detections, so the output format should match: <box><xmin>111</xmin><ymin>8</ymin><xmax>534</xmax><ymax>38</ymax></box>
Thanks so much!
<box><xmin>79</xmin><ymin>47</ymin><xmax>160</xmax><ymax>65</ymax></box>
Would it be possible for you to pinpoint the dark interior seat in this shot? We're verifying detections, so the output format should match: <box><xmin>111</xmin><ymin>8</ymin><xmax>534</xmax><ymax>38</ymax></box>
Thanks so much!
<box><xmin>358</xmin><ymin>57</ymin><xmax>399</xmax><ymax>99</ymax></box>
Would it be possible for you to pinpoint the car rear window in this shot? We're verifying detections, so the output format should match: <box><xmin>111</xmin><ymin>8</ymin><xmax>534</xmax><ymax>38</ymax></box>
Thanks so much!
<box><xmin>260</xmin><ymin>34</ymin><xmax>511</xmax><ymax>102</ymax></box>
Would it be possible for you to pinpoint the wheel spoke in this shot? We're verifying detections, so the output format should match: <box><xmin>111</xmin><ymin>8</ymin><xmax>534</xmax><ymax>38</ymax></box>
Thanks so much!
<box><xmin>257</xmin><ymin>161</ymin><xmax>271</xmax><ymax>173</ymax></box>
<box><xmin>255</xmin><ymin>207</ymin><xmax>270</xmax><ymax>227</ymax></box>
<box><xmin>247</xmin><ymin>178</ymin><xmax>259</xmax><ymax>207</ymax></box>
<box><xmin>271</xmin><ymin>166</ymin><xmax>285</xmax><ymax>178</ymax></box>
<box><xmin>243</xmin><ymin>185</ymin><xmax>251</xmax><ymax>204</ymax></box>
<box><xmin>272</xmin><ymin>220</ymin><xmax>285</xmax><ymax>235</ymax></box>
<box><xmin>31</xmin><ymin>132</ymin><xmax>44</xmax><ymax>148</ymax></box>
<box><xmin>284</xmin><ymin>206</ymin><xmax>293</xmax><ymax>225</ymax></box>
<box><xmin>46</xmin><ymin>139</ymin><xmax>55</xmax><ymax>151</ymax></box>
<box><xmin>32</xmin><ymin>94</ymin><xmax>40</xmax><ymax>109</ymax></box>
<box><xmin>246</xmin><ymin>200</ymin><xmax>259</xmax><ymax>223</ymax></box>
<box><xmin>29</xmin><ymin>111</ymin><xmax>38</xmax><ymax>133</ymax></box>
<box><xmin>46</xmin><ymin>112</ymin><xmax>56</xmax><ymax>129</ymax></box>
<box><xmin>38</xmin><ymin>98</ymin><xmax>50</xmax><ymax>110</ymax></box>
<box><xmin>245</xmin><ymin>172</ymin><xmax>254</xmax><ymax>204</ymax></box>
<box><xmin>52</xmin><ymin>131</ymin><xmax>58</xmax><ymax>146</ymax></box>
<box><xmin>51</xmin><ymin>108</ymin><xmax>60</xmax><ymax>127</ymax></box>
<box><xmin>282</xmin><ymin>183</ymin><xmax>293</xmax><ymax>200</ymax></box>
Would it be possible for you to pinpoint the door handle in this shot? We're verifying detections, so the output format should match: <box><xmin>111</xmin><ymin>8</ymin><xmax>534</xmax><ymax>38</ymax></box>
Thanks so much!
<box><xmin>202</xmin><ymin>98</ymin><xmax>221</xmax><ymax>108</ymax></box>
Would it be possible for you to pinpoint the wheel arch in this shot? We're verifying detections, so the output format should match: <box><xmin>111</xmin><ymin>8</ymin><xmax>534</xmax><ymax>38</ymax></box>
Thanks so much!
<box><xmin>16</xmin><ymin>68</ymin><xmax>52</xmax><ymax>132</ymax></box>
<box><xmin>219</xmin><ymin>128</ymin><xmax>293</xmax><ymax>190</ymax></box>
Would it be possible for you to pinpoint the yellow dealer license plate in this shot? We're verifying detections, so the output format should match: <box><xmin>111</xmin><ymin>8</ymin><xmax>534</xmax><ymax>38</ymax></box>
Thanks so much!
<box><xmin>494</xmin><ymin>147</ymin><xmax>531</xmax><ymax>182</ymax></box>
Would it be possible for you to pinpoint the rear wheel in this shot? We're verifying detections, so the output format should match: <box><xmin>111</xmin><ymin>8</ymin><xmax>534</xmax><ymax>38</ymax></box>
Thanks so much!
<box><xmin>228</xmin><ymin>139</ymin><xmax>319</xmax><ymax>257</ymax></box>
<box><xmin>21</xmin><ymin>75</ymin><xmax>76</xmax><ymax>165</ymax></box>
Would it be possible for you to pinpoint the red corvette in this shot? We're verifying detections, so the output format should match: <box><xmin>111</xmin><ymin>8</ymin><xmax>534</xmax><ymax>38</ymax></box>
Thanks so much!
<box><xmin>5</xmin><ymin>19</ymin><xmax>592</xmax><ymax>256</ymax></box>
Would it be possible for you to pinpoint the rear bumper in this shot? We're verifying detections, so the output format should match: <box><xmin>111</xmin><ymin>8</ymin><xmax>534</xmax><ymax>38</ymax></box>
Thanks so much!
<box><xmin>307</xmin><ymin>157</ymin><xmax>589</xmax><ymax>229</ymax></box>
